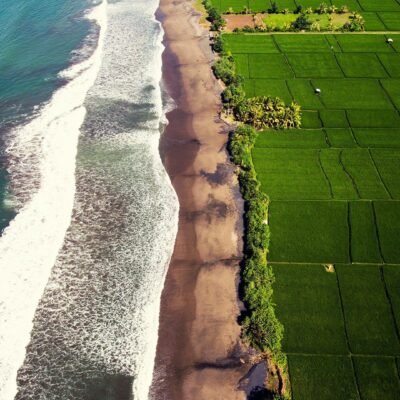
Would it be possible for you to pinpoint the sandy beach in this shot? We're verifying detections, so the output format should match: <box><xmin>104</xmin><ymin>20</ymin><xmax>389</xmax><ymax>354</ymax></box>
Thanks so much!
<box><xmin>150</xmin><ymin>0</ymin><xmax>249</xmax><ymax>399</ymax></box>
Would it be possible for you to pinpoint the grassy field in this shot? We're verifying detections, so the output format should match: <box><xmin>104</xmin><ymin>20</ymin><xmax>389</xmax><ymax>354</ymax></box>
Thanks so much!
<box><xmin>223</xmin><ymin>30</ymin><xmax>400</xmax><ymax>399</ymax></box>
<box><xmin>288</xmin><ymin>355</ymin><xmax>359</xmax><ymax>400</ymax></box>
<box><xmin>262</xmin><ymin>13</ymin><xmax>352</xmax><ymax>31</ymax></box>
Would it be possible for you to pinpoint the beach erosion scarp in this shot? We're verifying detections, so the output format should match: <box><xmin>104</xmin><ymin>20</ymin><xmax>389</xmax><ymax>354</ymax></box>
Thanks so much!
<box><xmin>150</xmin><ymin>0</ymin><xmax>249</xmax><ymax>399</ymax></box>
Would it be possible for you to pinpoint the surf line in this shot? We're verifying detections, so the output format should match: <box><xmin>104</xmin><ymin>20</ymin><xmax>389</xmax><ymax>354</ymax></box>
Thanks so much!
<box><xmin>0</xmin><ymin>2</ymin><xmax>107</xmax><ymax>399</ymax></box>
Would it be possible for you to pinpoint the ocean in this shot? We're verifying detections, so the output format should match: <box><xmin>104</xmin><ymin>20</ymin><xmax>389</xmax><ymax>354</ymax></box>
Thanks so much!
<box><xmin>0</xmin><ymin>1</ymin><xmax>179</xmax><ymax>399</ymax></box>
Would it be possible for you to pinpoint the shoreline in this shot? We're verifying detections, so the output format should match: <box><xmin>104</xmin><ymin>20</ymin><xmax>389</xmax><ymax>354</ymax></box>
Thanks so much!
<box><xmin>150</xmin><ymin>0</ymin><xmax>249</xmax><ymax>399</ymax></box>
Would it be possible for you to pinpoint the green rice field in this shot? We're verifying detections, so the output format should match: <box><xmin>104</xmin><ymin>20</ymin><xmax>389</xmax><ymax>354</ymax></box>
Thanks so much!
<box><xmin>224</xmin><ymin>31</ymin><xmax>400</xmax><ymax>399</ymax></box>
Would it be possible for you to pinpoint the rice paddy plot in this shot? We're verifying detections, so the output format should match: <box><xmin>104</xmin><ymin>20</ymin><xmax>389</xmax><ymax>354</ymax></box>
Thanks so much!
<box><xmin>336</xmin><ymin>264</ymin><xmax>400</xmax><ymax>355</ymax></box>
<box><xmin>387</xmin><ymin>34</ymin><xmax>400</xmax><ymax>52</ymax></box>
<box><xmin>353</xmin><ymin>357</ymin><xmax>400</xmax><ymax>400</ymax></box>
<box><xmin>378</xmin><ymin>53</ymin><xmax>400</xmax><ymax>78</ymax></box>
<box><xmin>381</xmin><ymin>79</ymin><xmax>400</xmax><ymax>109</ymax></box>
<box><xmin>209</xmin><ymin>0</ymin><xmax>221</xmax><ymax>10</ymax></box>
<box><xmin>352</xmin><ymin>128</ymin><xmax>400</xmax><ymax>148</ymax></box>
<box><xmin>325</xmin><ymin>34</ymin><xmax>342</xmax><ymax>52</ymax></box>
<box><xmin>312</xmin><ymin>79</ymin><xmax>394</xmax><ymax>110</ymax></box>
<box><xmin>272</xmin><ymin>264</ymin><xmax>348</xmax><ymax>354</ymax></box>
<box><xmin>288</xmin><ymin>355</ymin><xmax>359</xmax><ymax>400</ymax></box>
<box><xmin>266</xmin><ymin>0</ymin><xmax>298</xmax><ymax>11</ymax></box>
<box><xmin>362</xmin><ymin>12</ymin><xmax>387</xmax><ymax>31</ymax></box>
<box><xmin>268</xmin><ymin>201</ymin><xmax>350</xmax><ymax>263</ymax></box>
<box><xmin>383</xmin><ymin>265</ymin><xmax>400</xmax><ymax>333</ymax></box>
<box><xmin>222</xmin><ymin>34</ymin><xmax>279</xmax><ymax>53</ymax></box>
<box><xmin>252</xmin><ymin>148</ymin><xmax>331</xmax><ymax>199</ymax></box>
<box><xmin>219</xmin><ymin>0</ymin><xmax>248</xmax><ymax>12</ymax></box>
<box><xmin>319</xmin><ymin>149</ymin><xmax>359</xmax><ymax>199</ymax></box>
<box><xmin>248</xmin><ymin>53</ymin><xmax>294</xmax><ymax>78</ymax></box>
<box><xmin>349</xmin><ymin>201</ymin><xmax>382</xmax><ymax>263</ymax></box>
<box><xmin>286</xmin><ymin>53</ymin><xmax>343</xmax><ymax>78</ymax></box>
<box><xmin>335</xmin><ymin>35</ymin><xmax>395</xmax><ymax>53</ymax></box>
<box><xmin>243</xmin><ymin>78</ymin><xmax>255</xmax><ymax>96</ymax></box>
<box><xmin>346</xmin><ymin>110</ymin><xmax>400</xmax><ymax>128</ymax></box>
<box><xmin>326</xmin><ymin>128</ymin><xmax>358</xmax><ymax>147</ymax></box>
<box><xmin>374</xmin><ymin>201</ymin><xmax>400</xmax><ymax>263</ymax></box>
<box><xmin>252</xmin><ymin>79</ymin><xmax>293</xmax><ymax>102</ymax></box>
<box><xmin>286</xmin><ymin>80</ymin><xmax>325</xmax><ymax>109</ymax></box>
<box><xmin>335</xmin><ymin>53</ymin><xmax>388</xmax><ymax>78</ymax></box>
<box><xmin>249</xmin><ymin>0</ymin><xmax>271</xmax><ymax>12</ymax></box>
<box><xmin>320</xmin><ymin>110</ymin><xmax>350</xmax><ymax>128</ymax></box>
<box><xmin>273</xmin><ymin>34</ymin><xmax>333</xmax><ymax>53</ymax></box>
<box><xmin>233</xmin><ymin>54</ymin><xmax>249</xmax><ymax>78</ymax></box>
<box><xmin>378</xmin><ymin>12</ymin><xmax>400</xmax><ymax>31</ymax></box>
<box><xmin>294</xmin><ymin>0</ymin><xmax>329</xmax><ymax>8</ymax></box>
<box><xmin>331</xmin><ymin>0</ymin><xmax>361</xmax><ymax>10</ymax></box>
<box><xmin>224</xmin><ymin>32</ymin><xmax>400</xmax><ymax>388</ymax></box>
<box><xmin>255</xmin><ymin>128</ymin><xmax>329</xmax><ymax>148</ymax></box>
<box><xmin>340</xmin><ymin>148</ymin><xmax>390</xmax><ymax>199</ymax></box>
<box><xmin>358</xmin><ymin>0</ymin><xmax>400</xmax><ymax>12</ymax></box>
<box><xmin>301</xmin><ymin>111</ymin><xmax>322</xmax><ymax>128</ymax></box>
<box><xmin>371</xmin><ymin>149</ymin><xmax>400</xmax><ymax>198</ymax></box>
<box><xmin>253</xmin><ymin>147</ymin><xmax>395</xmax><ymax>200</ymax></box>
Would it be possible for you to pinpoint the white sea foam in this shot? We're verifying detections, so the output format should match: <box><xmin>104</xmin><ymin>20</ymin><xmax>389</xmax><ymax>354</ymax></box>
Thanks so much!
<box><xmin>7</xmin><ymin>0</ymin><xmax>179</xmax><ymax>399</ymax></box>
<box><xmin>0</xmin><ymin>2</ymin><xmax>107</xmax><ymax>399</ymax></box>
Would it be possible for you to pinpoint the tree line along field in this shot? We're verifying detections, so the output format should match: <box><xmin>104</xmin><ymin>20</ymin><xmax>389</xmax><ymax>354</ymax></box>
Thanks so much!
<box><xmin>211</xmin><ymin>0</ymin><xmax>400</xmax><ymax>32</ymax></box>
<box><xmin>223</xmin><ymin>32</ymin><xmax>400</xmax><ymax>399</ymax></box>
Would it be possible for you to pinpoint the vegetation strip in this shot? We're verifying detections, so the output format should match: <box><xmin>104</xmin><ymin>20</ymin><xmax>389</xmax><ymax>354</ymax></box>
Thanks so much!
<box><xmin>204</xmin><ymin>1</ymin><xmax>400</xmax><ymax>399</ymax></box>
<box><xmin>203</xmin><ymin>0</ymin><xmax>300</xmax><ymax>398</ymax></box>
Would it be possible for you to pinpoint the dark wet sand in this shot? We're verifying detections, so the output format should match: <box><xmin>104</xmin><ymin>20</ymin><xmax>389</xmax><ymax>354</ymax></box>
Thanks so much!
<box><xmin>150</xmin><ymin>1</ymin><xmax>248</xmax><ymax>399</ymax></box>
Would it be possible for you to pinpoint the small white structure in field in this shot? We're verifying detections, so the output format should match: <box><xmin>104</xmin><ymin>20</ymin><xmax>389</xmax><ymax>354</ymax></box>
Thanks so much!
<box><xmin>315</xmin><ymin>88</ymin><xmax>321</xmax><ymax>95</ymax></box>
<box><xmin>387</xmin><ymin>38</ymin><xmax>394</xmax><ymax>44</ymax></box>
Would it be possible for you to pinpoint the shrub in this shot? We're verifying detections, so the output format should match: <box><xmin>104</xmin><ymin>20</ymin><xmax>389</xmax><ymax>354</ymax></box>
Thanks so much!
<box><xmin>222</xmin><ymin>83</ymin><xmax>246</xmax><ymax>108</ymax></box>
<box><xmin>229</xmin><ymin>124</ymin><xmax>287</xmax><ymax>393</ymax></box>
<box><xmin>255</xmin><ymin>24</ymin><xmax>267</xmax><ymax>32</ymax></box>
<box><xmin>328</xmin><ymin>5</ymin><xmax>338</xmax><ymax>13</ymax></box>
<box><xmin>269</xmin><ymin>2</ymin><xmax>279</xmax><ymax>13</ymax></box>
<box><xmin>242</xmin><ymin>25</ymin><xmax>256</xmax><ymax>32</ymax></box>
<box><xmin>212</xmin><ymin>54</ymin><xmax>239</xmax><ymax>85</ymax></box>
<box><xmin>343</xmin><ymin>12</ymin><xmax>365</xmax><ymax>31</ymax></box>
<box><xmin>212</xmin><ymin>35</ymin><xmax>224</xmax><ymax>53</ymax></box>
<box><xmin>310</xmin><ymin>22</ymin><xmax>321</xmax><ymax>31</ymax></box>
<box><xmin>281</xmin><ymin>8</ymin><xmax>290</xmax><ymax>14</ymax></box>
<box><xmin>291</xmin><ymin>14</ymin><xmax>312</xmax><ymax>30</ymax></box>
<box><xmin>317</xmin><ymin>2</ymin><xmax>329</xmax><ymax>14</ymax></box>
<box><xmin>204</xmin><ymin>2</ymin><xmax>291</xmax><ymax>395</ymax></box>
<box><xmin>203</xmin><ymin>1</ymin><xmax>226</xmax><ymax>31</ymax></box>
<box><xmin>294</xmin><ymin>5</ymin><xmax>303</xmax><ymax>14</ymax></box>
<box><xmin>338</xmin><ymin>5</ymin><xmax>349</xmax><ymax>13</ymax></box>
<box><xmin>234</xmin><ymin>96</ymin><xmax>302</xmax><ymax>129</ymax></box>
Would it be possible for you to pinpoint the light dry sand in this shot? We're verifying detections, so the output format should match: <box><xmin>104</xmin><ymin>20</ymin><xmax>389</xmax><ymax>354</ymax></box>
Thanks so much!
<box><xmin>150</xmin><ymin>1</ymin><xmax>250</xmax><ymax>399</ymax></box>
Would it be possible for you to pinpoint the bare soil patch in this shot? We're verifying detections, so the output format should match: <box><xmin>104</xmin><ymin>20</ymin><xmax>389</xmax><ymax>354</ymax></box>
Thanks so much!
<box><xmin>224</xmin><ymin>14</ymin><xmax>255</xmax><ymax>31</ymax></box>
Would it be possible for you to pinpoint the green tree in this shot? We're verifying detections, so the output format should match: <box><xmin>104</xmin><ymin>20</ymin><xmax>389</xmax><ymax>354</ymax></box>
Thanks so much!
<box><xmin>269</xmin><ymin>1</ymin><xmax>279</xmax><ymax>13</ymax></box>
<box><xmin>291</xmin><ymin>13</ymin><xmax>311</xmax><ymax>30</ymax></box>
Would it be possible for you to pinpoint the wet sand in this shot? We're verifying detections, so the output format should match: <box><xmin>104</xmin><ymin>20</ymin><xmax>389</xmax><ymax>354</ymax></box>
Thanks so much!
<box><xmin>150</xmin><ymin>1</ymin><xmax>248</xmax><ymax>399</ymax></box>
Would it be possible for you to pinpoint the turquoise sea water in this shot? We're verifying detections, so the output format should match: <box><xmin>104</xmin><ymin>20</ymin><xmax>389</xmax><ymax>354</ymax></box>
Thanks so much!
<box><xmin>0</xmin><ymin>0</ymin><xmax>91</xmax><ymax>120</ymax></box>
<box><xmin>0</xmin><ymin>0</ymin><xmax>91</xmax><ymax>230</ymax></box>
<box><xmin>0</xmin><ymin>0</ymin><xmax>179</xmax><ymax>399</ymax></box>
